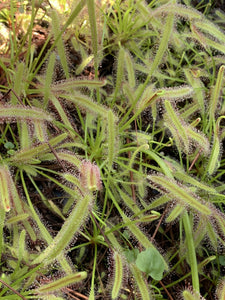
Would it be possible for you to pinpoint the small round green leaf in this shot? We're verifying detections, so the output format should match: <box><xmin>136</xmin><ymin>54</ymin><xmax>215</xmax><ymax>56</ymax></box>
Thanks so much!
<box><xmin>124</xmin><ymin>248</ymin><xmax>139</xmax><ymax>263</ymax></box>
<box><xmin>4</xmin><ymin>141</ymin><xmax>14</xmax><ymax>150</ymax></box>
<box><xmin>135</xmin><ymin>248</ymin><xmax>165</xmax><ymax>280</ymax></box>
<box><xmin>219</xmin><ymin>255</ymin><xmax>225</xmax><ymax>266</ymax></box>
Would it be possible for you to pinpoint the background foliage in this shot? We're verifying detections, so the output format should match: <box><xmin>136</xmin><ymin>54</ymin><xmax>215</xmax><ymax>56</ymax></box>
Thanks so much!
<box><xmin>0</xmin><ymin>0</ymin><xmax>225</xmax><ymax>299</ymax></box>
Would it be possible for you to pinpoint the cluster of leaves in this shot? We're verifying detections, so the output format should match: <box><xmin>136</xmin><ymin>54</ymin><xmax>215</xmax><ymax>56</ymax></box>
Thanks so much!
<box><xmin>1</xmin><ymin>0</ymin><xmax>225</xmax><ymax>299</ymax></box>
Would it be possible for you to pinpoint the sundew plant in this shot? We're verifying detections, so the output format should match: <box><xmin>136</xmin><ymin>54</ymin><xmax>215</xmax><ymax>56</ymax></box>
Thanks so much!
<box><xmin>1</xmin><ymin>0</ymin><xmax>225</xmax><ymax>299</ymax></box>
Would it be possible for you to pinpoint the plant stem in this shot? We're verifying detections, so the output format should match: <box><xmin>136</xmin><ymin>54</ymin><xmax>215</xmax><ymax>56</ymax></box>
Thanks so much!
<box><xmin>89</xmin><ymin>243</ymin><xmax>97</xmax><ymax>300</ymax></box>
<box><xmin>182</xmin><ymin>211</ymin><xmax>200</xmax><ymax>292</ymax></box>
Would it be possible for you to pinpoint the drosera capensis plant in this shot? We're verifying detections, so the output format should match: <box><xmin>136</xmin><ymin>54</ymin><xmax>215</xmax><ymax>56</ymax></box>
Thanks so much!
<box><xmin>1</xmin><ymin>0</ymin><xmax>225</xmax><ymax>299</ymax></box>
